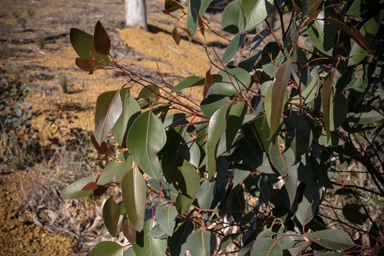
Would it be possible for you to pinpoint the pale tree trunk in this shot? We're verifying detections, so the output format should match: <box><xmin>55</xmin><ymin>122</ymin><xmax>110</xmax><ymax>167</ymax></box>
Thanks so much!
<box><xmin>125</xmin><ymin>0</ymin><xmax>148</xmax><ymax>30</ymax></box>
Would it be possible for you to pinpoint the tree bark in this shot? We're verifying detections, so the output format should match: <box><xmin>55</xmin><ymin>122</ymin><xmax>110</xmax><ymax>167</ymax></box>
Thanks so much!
<box><xmin>125</xmin><ymin>0</ymin><xmax>148</xmax><ymax>30</ymax></box>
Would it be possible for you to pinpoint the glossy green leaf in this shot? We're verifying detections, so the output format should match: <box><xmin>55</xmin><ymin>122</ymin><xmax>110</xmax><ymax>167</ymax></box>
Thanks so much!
<box><xmin>187</xmin><ymin>229</ymin><xmax>216</xmax><ymax>256</ymax></box>
<box><xmin>155</xmin><ymin>203</ymin><xmax>178</xmax><ymax>236</ymax></box>
<box><xmin>308</xmin><ymin>7</ymin><xmax>338</xmax><ymax>56</ymax></box>
<box><xmin>269</xmin><ymin>136</ymin><xmax>297</xmax><ymax>207</ymax></box>
<box><xmin>111</xmin><ymin>90</ymin><xmax>141</xmax><ymax>148</ymax></box>
<box><xmin>290</xmin><ymin>71</ymin><xmax>319</xmax><ymax>105</ymax></box>
<box><xmin>168</xmin><ymin>220</ymin><xmax>194</xmax><ymax>256</ymax></box>
<box><xmin>115</xmin><ymin>155</ymin><xmax>133</xmax><ymax>182</ymax></box>
<box><xmin>95</xmin><ymin>90</ymin><xmax>122</xmax><ymax>145</ymax></box>
<box><xmin>122</xmin><ymin>168</ymin><xmax>146</xmax><ymax>232</ymax></box>
<box><xmin>296</xmin><ymin>181</ymin><xmax>323</xmax><ymax>226</ymax></box>
<box><xmin>206</xmin><ymin>104</ymin><xmax>231</xmax><ymax>179</ymax></box>
<box><xmin>172</xmin><ymin>75</ymin><xmax>222</xmax><ymax>93</ymax></box>
<box><xmin>186</xmin><ymin>0</ymin><xmax>213</xmax><ymax>39</ymax></box>
<box><xmin>214</xmin><ymin>66</ymin><xmax>251</xmax><ymax>96</ymax></box>
<box><xmin>89</xmin><ymin>241</ymin><xmax>122</xmax><ymax>256</ymax></box>
<box><xmin>103</xmin><ymin>197</ymin><xmax>121</xmax><ymax>237</ymax></box>
<box><xmin>345</xmin><ymin>0</ymin><xmax>377</xmax><ymax>16</ymax></box>
<box><xmin>348</xmin><ymin>12</ymin><xmax>384</xmax><ymax>65</ymax></box>
<box><xmin>200</xmin><ymin>95</ymin><xmax>231</xmax><ymax>117</ymax></box>
<box><xmin>250</xmin><ymin>237</ymin><xmax>282</xmax><ymax>256</ymax></box>
<box><xmin>61</xmin><ymin>177</ymin><xmax>96</xmax><ymax>199</ymax></box>
<box><xmin>242</xmin><ymin>115</ymin><xmax>271</xmax><ymax>152</ymax></box>
<box><xmin>342</xmin><ymin>203</ymin><xmax>368</xmax><ymax>225</ymax></box>
<box><xmin>70</xmin><ymin>28</ymin><xmax>109</xmax><ymax>63</ymax></box>
<box><xmin>265</xmin><ymin>57</ymin><xmax>291</xmax><ymax>139</ymax></box>
<box><xmin>302</xmin><ymin>0</ymin><xmax>322</xmax><ymax>17</ymax></box>
<box><xmin>236</xmin><ymin>139</ymin><xmax>274</xmax><ymax>174</ymax></box>
<box><xmin>94</xmin><ymin>21</ymin><xmax>111</xmax><ymax>55</ymax></box>
<box><xmin>223</xmin><ymin>0</ymin><xmax>275</xmax><ymax>34</ymax></box>
<box><xmin>285</xmin><ymin>114</ymin><xmax>313</xmax><ymax>156</ymax></box>
<box><xmin>197</xmin><ymin>179</ymin><xmax>217</xmax><ymax>210</ymax></box>
<box><xmin>347</xmin><ymin>110</ymin><xmax>384</xmax><ymax>124</ymax></box>
<box><xmin>175</xmin><ymin>160</ymin><xmax>200</xmax><ymax>214</ymax></box>
<box><xmin>262</xmin><ymin>42</ymin><xmax>286</xmax><ymax>77</ymax></box>
<box><xmin>238</xmin><ymin>51</ymin><xmax>262</xmax><ymax>72</ymax></box>
<box><xmin>226</xmin><ymin>101</ymin><xmax>247</xmax><ymax>152</ymax></box>
<box><xmin>127</xmin><ymin>112</ymin><xmax>166</xmax><ymax>179</ymax></box>
<box><xmin>307</xmin><ymin>229</ymin><xmax>354</xmax><ymax>250</ymax></box>
<box><xmin>222</xmin><ymin>34</ymin><xmax>246</xmax><ymax>63</ymax></box>
<box><xmin>98</xmin><ymin>161</ymin><xmax>121</xmax><ymax>185</ymax></box>
<box><xmin>217</xmin><ymin>233</ymin><xmax>240</xmax><ymax>253</ymax></box>
<box><xmin>233</xmin><ymin>167</ymin><xmax>251</xmax><ymax>187</ymax></box>
<box><xmin>133</xmin><ymin>220</ymin><xmax>167</xmax><ymax>256</ymax></box>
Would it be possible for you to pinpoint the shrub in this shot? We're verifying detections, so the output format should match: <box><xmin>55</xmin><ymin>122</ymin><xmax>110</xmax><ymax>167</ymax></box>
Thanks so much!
<box><xmin>63</xmin><ymin>0</ymin><xmax>384</xmax><ymax>255</ymax></box>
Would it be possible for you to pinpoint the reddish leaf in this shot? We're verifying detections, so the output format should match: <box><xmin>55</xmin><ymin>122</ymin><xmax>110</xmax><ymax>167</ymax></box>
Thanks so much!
<box><xmin>122</xmin><ymin>218</ymin><xmax>137</xmax><ymax>245</ymax></box>
<box><xmin>75</xmin><ymin>57</ymin><xmax>94</xmax><ymax>73</ymax></box>
<box><xmin>93</xmin><ymin>184</ymin><xmax>110</xmax><ymax>197</ymax></box>
<box><xmin>163</xmin><ymin>9</ymin><xmax>170</xmax><ymax>14</ymax></box>
<box><xmin>81</xmin><ymin>182</ymin><xmax>98</xmax><ymax>191</ymax></box>
<box><xmin>86</xmin><ymin>59</ymin><xmax>101</xmax><ymax>66</ymax></box>
<box><xmin>172</xmin><ymin>27</ymin><xmax>181</xmax><ymax>45</ymax></box>
<box><xmin>203</xmin><ymin>69</ymin><xmax>213</xmax><ymax>98</ymax></box>
<box><xmin>89</xmin><ymin>49</ymin><xmax>94</xmax><ymax>59</ymax></box>
<box><xmin>179</xmin><ymin>27</ymin><xmax>192</xmax><ymax>37</ymax></box>
<box><xmin>115</xmin><ymin>71</ymin><xmax>130</xmax><ymax>77</ymax></box>
<box><xmin>94</xmin><ymin>21</ymin><xmax>111</xmax><ymax>55</ymax></box>
<box><xmin>91</xmin><ymin>135</ymin><xmax>109</xmax><ymax>154</ymax></box>
<box><xmin>197</xmin><ymin>12</ymin><xmax>205</xmax><ymax>37</ymax></box>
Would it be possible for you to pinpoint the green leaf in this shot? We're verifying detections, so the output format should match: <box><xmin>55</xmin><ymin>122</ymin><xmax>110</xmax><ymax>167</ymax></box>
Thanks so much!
<box><xmin>222</xmin><ymin>0</ymin><xmax>242</xmax><ymax>34</ymax></box>
<box><xmin>226</xmin><ymin>101</ymin><xmax>247</xmax><ymax>151</ymax></box>
<box><xmin>115</xmin><ymin>155</ymin><xmax>133</xmax><ymax>182</ymax></box>
<box><xmin>155</xmin><ymin>203</ymin><xmax>178</xmax><ymax>236</ymax></box>
<box><xmin>307</xmin><ymin>229</ymin><xmax>354</xmax><ymax>250</ymax></box>
<box><xmin>61</xmin><ymin>176</ymin><xmax>96</xmax><ymax>199</ymax></box>
<box><xmin>98</xmin><ymin>161</ymin><xmax>121</xmax><ymax>185</ymax></box>
<box><xmin>265</xmin><ymin>58</ymin><xmax>291</xmax><ymax>139</ymax></box>
<box><xmin>236</xmin><ymin>139</ymin><xmax>274</xmax><ymax>174</ymax></box>
<box><xmin>133</xmin><ymin>220</ymin><xmax>167</xmax><ymax>256</ymax></box>
<box><xmin>233</xmin><ymin>167</ymin><xmax>251</xmax><ymax>187</ymax></box>
<box><xmin>89</xmin><ymin>241</ymin><xmax>123</xmax><ymax>256</ymax></box>
<box><xmin>186</xmin><ymin>0</ymin><xmax>213</xmax><ymax>39</ymax></box>
<box><xmin>122</xmin><ymin>168</ymin><xmax>146</xmax><ymax>232</ymax></box>
<box><xmin>345</xmin><ymin>0</ymin><xmax>377</xmax><ymax>16</ymax></box>
<box><xmin>250</xmin><ymin>237</ymin><xmax>282</xmax><ymax>256</ymax></box>
<box><xmin>187</xmin><ymin>229</ymin><xmax>216</xmax><ymax>256</ymax></box>
<box><xmin>290</xmin><ymin>71</ymin><xmax>320</xmax><ymax>105</ymax></box>
<box><xmin>200</xmin><ymin>95</ymin><xmax>232</xmax><ymax>117</ymax></box>
<box><xmin>258</xmin><ymin>175</ymin><xmax>271</xmax><ymax>205</ymax></box>
<box><xmin>103</xmin><ymin>197</ymin><xmax>121</xmax><ymax>237</ymax></box>
<box><xmin>222</xmin><ymin>34</ymin><xmax>246</xmax><ymax>63</ymax></box>
<box><xmin>127</xmin><ymin>112</ymin><xmax>166</xmax><ymax>179</ymax></box>
<box><xmin>285</xmin><ymin>114</ymin><xmax>313</xmax><ymax>156</ymax></box>
<box><xmin>308</xmin><ymin>7</ymin><xmax>338</xmax><ymax>56</ymax></box>
<box><xmin>206</xmin><ymin>104</ymin><xmax>231</xmax><ymax>179</ymax></box>
<box><xmin>172</xmin><ymin>76</ymin><xmax>202</xmax><ymax>93</ymax></box>
<box><xmin>296</xmin><ymin>181</ymin><xmax>323</xmax><ymax>226</ymax></box>
<box><xmin>242</xmin><ymin>115</ymin><xmax>271</xmax><ymax>152</ymax></box>
<box><xmin>262</xmin><ymin>42</ymin><xmax>286</xmax><ymax>77</ymax></box>
<box><xmin>214</xmin><ymin>66</ymin><xmax>251</xmax><ymax>96</ymax></box>
<box><xmin>70</xmin><ymin>28</ymin><xmax>109</xmax><ymax>63</ymax></box>
<box><xmin>197</xmin><ymin>179</ymin><xmax>217</xmax><ymax>210</ymax></box>
<box><xmin>348</xmin><ymin>11</ymin><xmax>384</xmax><ymax>65</ymax></box>
<box><xmin>168</xmin><ymin>220</ymin><xmax>194</xmax><ymax>256</ymax></box>
<box><xmin>175</xmin><ymin>160</ymin><xmax>200</xmax><ymax>214</ymax></box>
<box><xmin>95</xmin><ymin>90</ymin><xmax>122</xmax><ymax>145</ymax></box>
<box><xmin>94</xmin><ymin>21</ymin><xmax>111</xmax><ymax>55</ymax></box>
<box><xmin>111</xmin><ymin>90</ymin><xmax>141</xmax><ymax>148</ymax></box>
<box><xmin>269</xmin><ymin>136</ymin><xmax>297</xmax><ymax>207</ymax></box>
<box><xmin>347</xmin><ymin>110</ymin><xmax>384</xmax><ymax>124</ymax></box>
<box><xmin>342</xmin><ymin>203</ymin><xmax>368</xmax><ymax>225</ymax></box>
<box><xmin>217</xmin><ymin>233</ymin><xmax>240</xmax><ymax>253</ymax></box>
<box><xmin>302</xmin><ymin>0</ymin><xmax>322</xmax><ymax>17</ymax></box>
